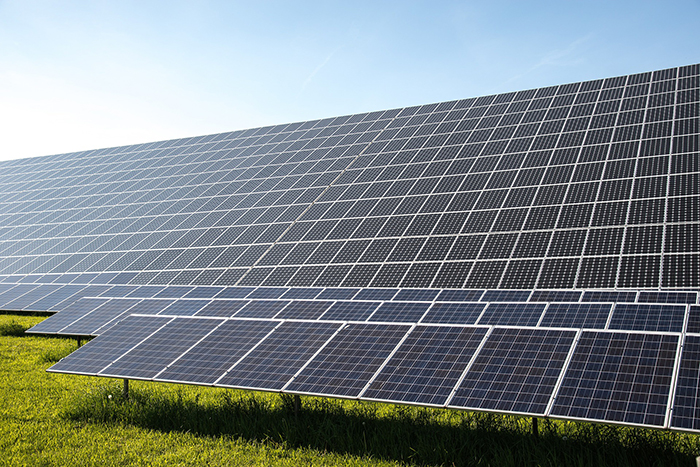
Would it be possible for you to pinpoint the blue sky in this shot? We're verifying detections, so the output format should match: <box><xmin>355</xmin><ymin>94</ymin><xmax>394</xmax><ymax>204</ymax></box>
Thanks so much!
<box><xmin>1</xmin><ymin>0</ymin><xmax>698</xmax><ymax>161</ymax></box>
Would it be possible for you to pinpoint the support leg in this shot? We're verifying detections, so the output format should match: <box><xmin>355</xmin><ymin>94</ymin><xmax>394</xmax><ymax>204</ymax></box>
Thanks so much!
<box><xmin>532</xmin><ymin>417</ymin><xmax>539</xmax><ymax>438</ymax></box>
<box><xmin>123</xmin><ymin>379</ymin><xmax>129</xmax><ymax>401</ymax></box>
<box><xmin>294</xmin><ymin>395</ymin><xmax>300</xmax><ymax>417</ymax></box>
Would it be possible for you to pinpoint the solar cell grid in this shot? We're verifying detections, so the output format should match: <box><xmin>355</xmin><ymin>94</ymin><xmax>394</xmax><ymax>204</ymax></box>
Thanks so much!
<box><xmin>364</xmin><ymin>325</ymin><xmax>488</xmax><ymax>405</ymax></box>
<box><xmin>48</xmin><ymin>315</ymin><xmax>171</xmax><ymax>375</ymax></box>
<box><xmin>285</xmin><ymin>323</ymin><xmax>411</xmax><ymax>397</ymax></box>
<box><xmin>477</xmin><ymin>302</ymin><xmax>545</xmax><ymax>327</ymax></box>
<box><xmin>60</xmin><ymin>298</ymin><xmax>141</xmax><ymax>335</ymax></box>
<box><xmin>449</xmin><ymin>328</ymin><xmax>576</xmax><ymax>415</ymax></box>
<box><xmin>550</xmin><ymin>331</ymin><xmax>677</xmax><ymax>427</ymax></box>
<box><xmin>157</xmin><ymin>319</ymin><xmax>279</xmax><ymax>384</ymax></box>
<box><xmin>216</xmin><ymin>321</ymin><xmax>341</xmax><ymax>390</ymax></box>
<box><xmin>608</xmin><ymin>304</ymin><xmax>686</xmax><ymax>332</ymax></box>
<box><xmin>100</xmin><ymin>317</ymin><xmax>222</xmax><ymax>379</ymax></box>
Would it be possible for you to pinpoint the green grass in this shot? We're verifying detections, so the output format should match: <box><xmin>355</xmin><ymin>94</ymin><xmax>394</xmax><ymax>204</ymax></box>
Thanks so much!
<box><xmin>1</xmin><ymin>313</ymin><xmax>700</xmax><ymax>466</ymax></box>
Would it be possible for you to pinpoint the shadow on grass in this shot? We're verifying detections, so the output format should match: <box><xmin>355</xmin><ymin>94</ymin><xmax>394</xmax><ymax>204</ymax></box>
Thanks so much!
<box><xmin>0</xmin><ymin>320</ymin><xmax>28</xmax><ymax>337</ymax></box>
<box><xmin>61</xmin><ymin>382</ymin><xmax>699</xmax><ymax>467</ymax></box>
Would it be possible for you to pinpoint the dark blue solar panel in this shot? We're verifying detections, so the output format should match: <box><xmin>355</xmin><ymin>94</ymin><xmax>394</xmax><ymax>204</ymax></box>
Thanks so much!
<box><xmin>48</xmin><ymin>315</ymin><xmax>171</xmax><ymax>375</ymax></box>
<box><xmin>184</xmin><ymin>286</ymin><xmax>224</xmax><ymax>299</ymax></box>
<box><xmin>26</xmin><ymin>297</ymin><xmax>109</xmax><ymax>334</ymax></box>
<box><xmin>608</xmin><ymin>304</ymin><xmax>686</xmax><ymax>332</ymax></box>
<box><xmin>449</xmin><ymin>328</ymin><xmax>576</xmax><ymax>415</ymax></box>
<box><xmin>435</xmin><ymin>289</ymin><xmax>484</xmax><ymax>302</ymax></box>
<box><xmin>539</xmin><ymin>303</ymin><xmax>612</xmax><ymax>329</ymax></box>
<box><xmin>477</xmin><ymin>303</ymin><xmax>545</xmax><ymax>327</ymax></box>
<box><xmin>100</xmin><ymin>318</ymin><xmax>222</xmax><ymax>379</ymax></box>
<box><xmin>638</xmin><ymin>291</ymin><xmax>697</xmax><ymax>304</ymax></box>
<box><xmin>110</xmin><ymin>272</ymin><xmax>137</xmax><ymax>284</ymax></box>
<box><xmin>24</xmin><ymin>284</ymin><xmax>89</xmax><ymax>312</ymax></box>
<box><xmin>364</xmin><ymin>326</ymin><xmax>488</xmax><ymax>405</ymax></box>
<box><xmin>671</xmin><ymin>335</ymin><xmax>700</xmax><ymax>431</ymax></box>
<box><xmin>581</xmin><ymin>291</ymin><xmax>637</xmax><ymax>303</ymax></box>
<box><xmin>157</xmin><ymin>319</ymin><xmax>279</xmax><ymax>384</ymax></box>
<box><xmin>2</xmin><ymin>284</ymin><xmax>60</xmax><ymax>310</ymax></box>
<box><xmin>354</xmin><ymin>288</ymin><xmax>398</xmax><ymax>301</ymax></box>
<box><xmin>0</xmin><ymin>284</ymin><xmax>40</xmax><ymax>307</ymax></box>
<box><xmin>280</xmin><ymin>288</ymin><xmax>322</xmax><ymax>300</ymax></box>
<box><xmin>195</xmin><ymin>300</ymin><xmax>249</xmax><ymax>318</ymax></box>
<box><xmin>234</xmin><ymin>300</ymin><xmax>290</xmax><ymax>319</ymax></box>
<box><xmin>154</xmin><ymin>286</ymin><xmax>194</xmax><ymax>298</ymax></box>
<box><xmin>420</xmin><ymin>302</ymin><xmax>486</xmax><ymax>325</ymax></box>
<box><xmin>60</xmin><ymin>298</ymin><xmax>141</xmax><ymax>335</ymax></box>
<box><xmin>393</xmin><ymin>289</ymin><xmax>440</xmax><ymax>302</ymax></box>
<box><xmin>530</xmin><ymin>291</ymin><xmax>582</xmax><ymax>302</ymax></box>
<box><xmin>274</xmin><ymin>300</ymin><xmax>333</xmax><ymax>320</ymax></box>
<box><xmin>368</xmin><ymin>302</ymin><xmax>431</xmax><ymax>323</ymax></box>
<box><xmin>286</xmin><ymin>323</ymin><xmax>411</xmax><ymax>397</ymax></box>
<box><xmin>686</xmin><ymin>306</ymin><xmax>700</xmax><ymax>334</ymax></box>
<box><xmin>159</xmin><ymin>299</ymin><xmax>211</xmax><ymax>316</ymax></box>
<box><xmin>319</xmin><ymin>301</ymin><xmax>381</xmax><ymax>321</ymax></box>
<box><xmin>6</xmin><ymin>62</ymin><xmax>700</xmax><ymax>434</ymax></box>
<box><xmin>247</xmin><ymin>287</ymin><xmax>288</xmax><ymax>299</ymax></box>
<box><xmin>126</xmin><ymin>286</ymin><xmax>166</xmax><ymax>298</ymax></box>
<box><xmin>316</xmin><ymin>288</ymin><xmax>359</xmax><ymax>300</ymax></box>
<box><xmin>551</xmin><ymin>331</ymin><xmax>677</xmax><ymax>427</ymax></box>
<box><xmin>482</xmin><ymin>290</ymin><xmax>531</xmax><ymax>302</ymax></box>
<box><xmin>216</xmin><ymin>287</ymin><xmax>255</xmax><ymax>299</ymax></box>
<box><xmin>216</xmin><ymin>321</ymin><xmax>341</xmax><ymax>390</ymax></box>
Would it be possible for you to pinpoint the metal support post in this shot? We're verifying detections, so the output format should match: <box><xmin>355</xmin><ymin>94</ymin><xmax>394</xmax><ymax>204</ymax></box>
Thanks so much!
<box><xmin>123</xmin><ymin>379</ymin><xmax>129</xmax><ymax>401</ymax></box>
<box><xmin>532</xmin><ymin>417</ymin><xmax>539</xmax><ymax>438</ymax></box>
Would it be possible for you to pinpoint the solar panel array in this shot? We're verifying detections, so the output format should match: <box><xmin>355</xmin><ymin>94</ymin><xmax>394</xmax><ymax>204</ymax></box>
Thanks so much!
<box><xmin>0</xmin><ymin>62</ymin><xmax>698</xmax><ymax>431</ymax></box>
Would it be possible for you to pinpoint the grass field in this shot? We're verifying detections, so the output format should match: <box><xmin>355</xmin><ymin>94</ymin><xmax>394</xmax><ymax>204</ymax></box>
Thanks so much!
<box><xmin>2</xmin><ymin>313</ymin><xmax>700</xmax><ymax>466</ymax></box>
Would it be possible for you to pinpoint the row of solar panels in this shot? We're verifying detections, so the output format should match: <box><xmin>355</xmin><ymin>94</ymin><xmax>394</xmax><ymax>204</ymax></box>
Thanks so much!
<box><xmin>48</xmin><ymin>313</ymin><xmax>700</xmax><ymax>432</ymax></box>
<box><xmin>27</xmin><ymin>293</ymin><xmax>700</xmax><ymax>338</ymax></box>
<box><xmin>4</xmin><ymin>65</ymin><xmax>695</xmax><ymax>174</ymax></box>
<box><xmin>0</xmin><ymin>127</ymin><xmax>695</xmax><ymax>203</ymax></box>
<box><xmin>16</xmin><ymin>278</ymin><xmax>699</xmax><ymax>336</ymax></box>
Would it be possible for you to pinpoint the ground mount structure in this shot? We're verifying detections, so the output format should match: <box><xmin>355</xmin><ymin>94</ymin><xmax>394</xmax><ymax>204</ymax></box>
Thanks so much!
<box><xmin>0</xmin><ymin>63</ymin><xmax>698</xmax><ymax>432</ymax></box>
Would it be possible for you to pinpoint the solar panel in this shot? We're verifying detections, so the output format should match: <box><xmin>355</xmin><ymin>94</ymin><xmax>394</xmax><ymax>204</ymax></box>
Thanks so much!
<box><xmin>2</xmin><ymin>61</ymin><xmax>697</xmax><ymax>432</ymax></box>
<box><xmin>285</xmin><ymin>323</ymin><xmax>411</xmax><ymax>397</ymax></box>
<box><xmin>550</xmin><ymin>331</ymin><xmax>678</xmax><ymax>427</ymax></box>
<box><xmin>100</xmin><ymin>318</ymin><xmax>223</xmax><ymax>379</ymax></box>
<box><xmin>216</xmin><ymin>321</ymin><xmax>341</xmax><ymax>390</ymax></box>
<box><xmin>449</xmin><ymin>328</ymin><xmax>576</xmax><ymax>415</ymax></box>
<box><xmin>157</xmin><ymin>319</ymin><xmax>280</xmax><ymax>384</ymax></box>
<box><xmin>48</xmin><ymin>315</ymin><xmax>171</xmax><ymax>375</ymax></box>
<box><xmin>363</xmin><ymin>325</ymin><xmax>488</xmax><ymax>405</ymax></box>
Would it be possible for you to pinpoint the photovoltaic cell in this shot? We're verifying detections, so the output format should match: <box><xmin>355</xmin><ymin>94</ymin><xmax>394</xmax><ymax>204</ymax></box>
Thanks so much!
<box><xmin>48</xmin><ymin>315</ymin><xmax>171</xmax><ymax>375</ymax></box>
<box><xmin>60</xmin><ymin>298</ymin><xmax>141</xmax><ymax>335</ymax></box>
<box><xmin>318</xmin><ymin>301</ymin><xmax>380</xmax><ymax>321</ymax></box>
<box><xmin>477</xmin><ymin>303</ymin><xmax>545</xmax><ymax>327</ymax></box>
<box><xmin>100</xmin><ymin>318</ymin><xmax>223</xmax><ymax>379</ymax></box>
<box><xmin>157</xmin><ymin>319</ymin><xmax>279</xmax><ymax>384</ymax></box>
<box><xmin>670</xmin><ymin>335</ymin><xmax>700</xmax><ymax>431</ymax></box>
<box><xmin>286</xmin><ymin>323</ymin><xmax>411</xmax><ymax>397</ymax></box>
<box><xmin>608</xmin><ymin>304</ymin><xmax>686</xmax><ymax>332</ymax></box>
<box><xmin>364</xmin><ymin>325</ymin><xmax>488</xmax><ymax>405</ymax></box>
<box><xmin>26</xmin><ymin>297</ymin><xmax>109</xmax><ymax>334</ymax></box>
<box><xmin>368</xmin><ymin>302</ymin><xmax>431</xmax><ymax>323</ymax></box>
<box><xmin>274</xmin><ymin>300</ymin><xmax>333</xmax><ymax>320</ymax></box>
<box><xmin>421</xmin><ymin>302</ymin><xmax>485</xmax><ymax>325</ymax></box>
<box><xmin>551</xmin><ymin>331</ymin><xmax>677</xmax><ymax>427</ymax></box>
<box><xmin>449</xmin><ymin>328</ymin><xmax>576</xmax><ymax>415</ymax></box>
<box><xmin>216</xmin><ymin>321</ymin><xmax>341</xmax><ymax>390</ymax></box>
<box><xmin>540</xmin><ymin>303</ymin><xmax>611</xmax><ymax>329</ymax></box>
